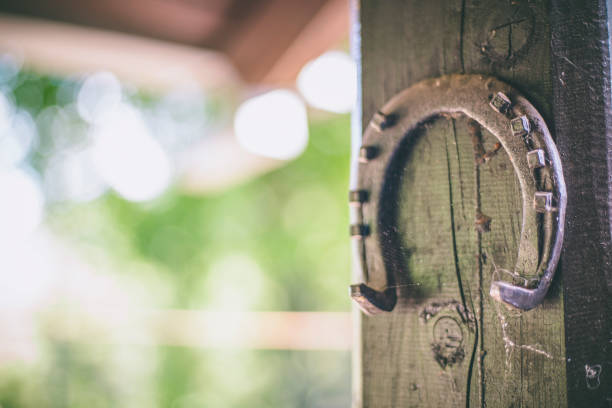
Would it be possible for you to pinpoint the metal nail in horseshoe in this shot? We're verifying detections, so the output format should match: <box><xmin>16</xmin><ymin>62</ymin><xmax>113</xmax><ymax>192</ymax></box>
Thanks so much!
<box><xmin>349</xmin><ymin>74</ymin><xmax>566</xmax><ymax>314</ymax></box>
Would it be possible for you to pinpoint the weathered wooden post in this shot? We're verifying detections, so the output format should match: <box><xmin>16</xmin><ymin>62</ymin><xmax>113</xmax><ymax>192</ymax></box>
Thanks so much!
<box><xmin>350</xmin><ymin>1</ymin><xmax>612</xmax><ymax>406</ymax></box>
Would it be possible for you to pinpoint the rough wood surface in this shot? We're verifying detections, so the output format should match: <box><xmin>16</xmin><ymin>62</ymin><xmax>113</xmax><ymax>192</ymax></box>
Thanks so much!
<box><xmin>550</xmin><ymin>1</ymin><xmax>612</xmax><ymax>406</ymax></box>
<box><xmin>354</xmin><ymin>1</ymin><xmax>573</xmax><ymax>406</ymax></box>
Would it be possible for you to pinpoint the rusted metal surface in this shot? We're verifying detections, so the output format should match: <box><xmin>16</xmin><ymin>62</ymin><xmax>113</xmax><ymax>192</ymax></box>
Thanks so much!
<box><xmin>350</xmin><ymin>74</ymin><xmax>566</xmax><ymax>313</ymax></box>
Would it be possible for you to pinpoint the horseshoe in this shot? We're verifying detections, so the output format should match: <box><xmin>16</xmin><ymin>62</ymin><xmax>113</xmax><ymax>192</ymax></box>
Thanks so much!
<box><xmin>349</xmin><ymin>74</ymin><xmax>566</xmax><ymax>314</ymax></box>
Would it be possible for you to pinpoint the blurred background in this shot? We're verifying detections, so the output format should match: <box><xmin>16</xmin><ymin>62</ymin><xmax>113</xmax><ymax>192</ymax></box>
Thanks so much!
<box><xmin>0</xmin><ymin>1</ymin><xmax>355</xmax><ymax>406</ymax></box>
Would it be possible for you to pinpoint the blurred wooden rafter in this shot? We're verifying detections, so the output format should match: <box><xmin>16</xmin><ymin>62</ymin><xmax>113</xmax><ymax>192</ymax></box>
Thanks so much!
<box><xmin>0</xmin><ymin>0</ymin><xmax>349</xmax><ymax>86</ymax></box>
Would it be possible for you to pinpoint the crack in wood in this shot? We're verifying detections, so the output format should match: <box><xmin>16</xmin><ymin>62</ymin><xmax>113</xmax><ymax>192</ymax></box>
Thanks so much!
<box><xmin>448</xmin><ymin>117</ymin><xmax>480</xmax><ymax>408</ymax></box>
<box><xmin>472</xmin><ymin>117</ymin><xmax>486</xmax><ymax>408</ymax></box>
<box><xmin>445</xmin><ymin>119</ymin><xmax>470</xmax><ymax>314</ymax></box>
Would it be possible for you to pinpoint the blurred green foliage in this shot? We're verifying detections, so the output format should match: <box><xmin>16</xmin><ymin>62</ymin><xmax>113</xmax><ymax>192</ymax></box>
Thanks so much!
<box><xmin>1</xmin><ymin>70</ymin><xmax>352</xmax><ymax>407</ymax></box>
<box><xmin>48</xmin><ymin>115</ymin><xmax>352</xmax><ymax>312</ymax></box>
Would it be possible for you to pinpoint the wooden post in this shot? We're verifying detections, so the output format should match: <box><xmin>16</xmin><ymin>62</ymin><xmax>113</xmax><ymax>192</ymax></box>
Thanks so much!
<box><xmin>352</xmin><ymin>1</ymin><xmax>612</xmax><ymax>406</ymax></box>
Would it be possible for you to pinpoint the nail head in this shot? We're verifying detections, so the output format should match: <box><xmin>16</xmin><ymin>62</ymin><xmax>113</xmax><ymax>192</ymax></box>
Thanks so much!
<box><xmin>350</xmin><ymin>224</ymin><xmax>370</xmax><ymax>237</ymax></box>
<box><xmin>349</xmin><ymin>190</ymin><xmax>369</xmax><ymax>204</ymax></box>
<box><xmin>527</xmin><ymin>149</ymin><xmax>546</xmax><ymax>169</ymax></box>
<box><xmin>359</xmin><ymin>146</ymin><xmax>378</xmax><ymax>162</ymax></box>
<box><xmin>510</xmin><ymin>115</ymin><xmax>531</xmax><ymax>137</ymax></box>
<box><xmin>534</xmin><ymin>192</ymin><xmax>554</xmax><ymax>212</ymax></box>
<box><xmin>489</xmin><ymin>92</ymin><xmax>511</xmax><ymax>114</ymax></box>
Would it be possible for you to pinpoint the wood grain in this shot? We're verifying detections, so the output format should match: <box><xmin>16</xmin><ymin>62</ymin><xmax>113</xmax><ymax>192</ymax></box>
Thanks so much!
<box><xmin>550</xmin><ymin>1</ymin><xmax>612</xmax><ymax>405</ymax></box>
<box><xmin>355</xmin><ymin>1</ymin><xmax>571</xmax><ymax>406</ymax></box>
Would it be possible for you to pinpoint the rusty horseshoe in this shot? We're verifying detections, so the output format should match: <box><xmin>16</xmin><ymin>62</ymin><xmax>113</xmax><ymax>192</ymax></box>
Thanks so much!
<box><xmin>349</xmin><ymin>74</ymin><xmax>566</xmax><ymax>314</ymax></box>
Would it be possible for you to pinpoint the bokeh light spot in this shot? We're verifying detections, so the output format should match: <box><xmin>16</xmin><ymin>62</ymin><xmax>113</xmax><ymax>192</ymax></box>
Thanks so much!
<box><xmin>91</xmin><ymin>103</ymin><xmax>171</xmax><ymax>202</ymax></box>
<box><xmin>0</xmin><ymin>168</ymin><xmax>44</xmax><ymax>246</ymax></box>
<box><xmin>297</xmin><ymin>51</ymin><xmax>357</xmax><ymax>113</ymax></box>
<box><xmin>44</xmin><ymin>147</ymin><xmax>107</xmax><ymax>203</ymax></box>
<box><xmin>77</xmin><ymin>71</ymin><xmax>122</xmax><ymax>124</ymax></box>
<box><xmin>0</xmin><ymin>94</ymin><xmax>36</xmax><ymax>167</ymax></box>
<box><xmin>234</xmin><ymin>89</ymin><xmax>308</xmax><ymax>160</ymax></box>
